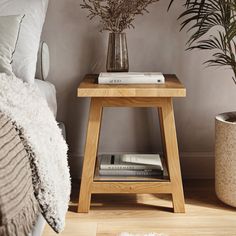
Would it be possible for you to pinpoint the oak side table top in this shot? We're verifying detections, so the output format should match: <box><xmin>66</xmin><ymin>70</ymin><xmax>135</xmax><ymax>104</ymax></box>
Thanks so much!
<box><xmin>77</xmin><ymin>74</ymin><xmax>186</xmax><ymax>98</ymax></box>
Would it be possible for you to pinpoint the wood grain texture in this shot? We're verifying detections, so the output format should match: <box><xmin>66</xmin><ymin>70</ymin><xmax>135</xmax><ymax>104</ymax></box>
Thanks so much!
<box><xmin>161</xmin><ymin>98</ymin><xmax>185</xmax><ymax>213</ymax></box>
<box><xmin>158</xmin><ymin>107</ymin><xmax>167</xmax><ymax>159</ymax></box>
<box><xmin>94</xmin><ymin>175</ymin><xmax>168</xmax><ymax>182</ymax></box>
<box><xmin>97</xmin><ymin>97</ymin><xmax>165</xmax><ymax>107</ymax></box>
<box><xmin>43</xmin><ymin>180</ymin><xmax>236</xmax><ymax>236</ymax></box>
<box><xmin>77</xmin><ymin>74</ymin><xmax>186</xmax><ymax>98</ymax></box>
<box><xmin>78</xmin><ymin>98</ymin><xmax>103</xmax><ymax>213</ymax></box>
<box><xmin>92</xmin><ymin>182</ymin><xmax>172</xmax><ymax>194</ymax></box>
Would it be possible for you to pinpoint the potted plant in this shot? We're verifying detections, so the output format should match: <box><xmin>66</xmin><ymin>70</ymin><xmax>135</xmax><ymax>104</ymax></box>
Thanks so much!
<box><xmin>81</xmin><ymin>0</ymin><xmax>160</xmax><ymax>72</ymax></box>
<box><xmin>170</xmin><ymin>0</ymin><xmax>236</xmax><ymax>207</ymax></box>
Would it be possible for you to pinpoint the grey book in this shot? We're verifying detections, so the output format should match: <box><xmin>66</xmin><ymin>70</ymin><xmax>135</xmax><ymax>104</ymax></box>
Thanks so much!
<box><xmin>99</xmin><ymin>169</ymin><xmax>163</xmax><ymax>176</ymax></box>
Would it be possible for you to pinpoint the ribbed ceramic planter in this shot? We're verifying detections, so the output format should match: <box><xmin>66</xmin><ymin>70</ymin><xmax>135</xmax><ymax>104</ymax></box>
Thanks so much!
<box><xmin>215</xmin><ymin>112</ymin><xmax>236</xmax><ymax>207</ymax></box>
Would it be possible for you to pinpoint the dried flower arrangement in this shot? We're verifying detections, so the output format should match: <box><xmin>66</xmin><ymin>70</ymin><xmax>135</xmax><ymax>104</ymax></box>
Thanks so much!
<box><xmin>81</xmin><ymin>0</ymin><xmax>160</xmax><ymax>33</ymax></box>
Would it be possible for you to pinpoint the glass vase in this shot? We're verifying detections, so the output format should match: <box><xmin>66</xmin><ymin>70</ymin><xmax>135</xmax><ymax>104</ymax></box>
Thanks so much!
<box><xmin>106</xmin><ymin>32</ymin><xmax>129</xmax><ymax>72</ymax></box>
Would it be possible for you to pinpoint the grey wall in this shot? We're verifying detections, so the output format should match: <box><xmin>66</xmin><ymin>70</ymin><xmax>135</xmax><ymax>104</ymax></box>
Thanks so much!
<box><xmin>41</xmin><ymin>0</ymin><xmax>236</xmax><ymax>179</ymax></box>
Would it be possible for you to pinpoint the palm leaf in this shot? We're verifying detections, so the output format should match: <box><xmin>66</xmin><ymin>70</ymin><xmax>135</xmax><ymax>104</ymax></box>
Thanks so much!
<box><xmin>170</xmin><ymin>0</ymin><xmax>236</xmax><ymax>80</ymax></box>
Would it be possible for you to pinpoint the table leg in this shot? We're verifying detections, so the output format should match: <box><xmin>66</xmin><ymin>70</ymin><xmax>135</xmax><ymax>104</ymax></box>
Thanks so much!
<box><xmin>158</xmin><ymin>108</ymin><xmax>167</xmax><ymax>159</ymax></box>
<box><xmin>78</xmin><ymin>98</ymin><xmax>103</xmax><ymax>213</ymax></box>
<box><xmin>160</xmin><ymin>98</ymin><xmax>185</xmax><ymax>213</ymax></box>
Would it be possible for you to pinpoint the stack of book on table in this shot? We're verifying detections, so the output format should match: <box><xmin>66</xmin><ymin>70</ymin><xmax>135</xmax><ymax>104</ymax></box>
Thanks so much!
<box><xmin>98</xmin><ymin>154</ymin><xmax>163</xmax><ymax>177</ymax></box>
<box><xmin>98</xmin><ymin>72</ymin><xmax>165</xmax><ymax>85</ymax></box>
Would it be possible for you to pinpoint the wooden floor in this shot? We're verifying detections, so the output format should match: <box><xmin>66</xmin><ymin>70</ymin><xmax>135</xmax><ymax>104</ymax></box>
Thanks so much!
<box><xmin>43</xmin><ymin>180</ymin><xmax>236</xmax><ymax>236</ymax></box>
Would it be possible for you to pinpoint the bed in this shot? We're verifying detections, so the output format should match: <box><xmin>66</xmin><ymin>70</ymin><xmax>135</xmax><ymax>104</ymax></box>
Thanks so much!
<box><xmin>35</xmin><ymin>79</ymin><xmax>57</xmax><ymax>119</ymax></box>
<box><xmin>0</xmin><ymin>70</ymin><xmax>67</xmax><ymax>236</ymax></box>
<box><xmin>0</xmin><ymin>1</ymin><xmax>70</xmax><ymax>235</ymax></box>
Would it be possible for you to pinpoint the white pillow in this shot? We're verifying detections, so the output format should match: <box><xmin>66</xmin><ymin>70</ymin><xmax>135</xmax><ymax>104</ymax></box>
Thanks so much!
<box><xmin>0</xmin><ymin>0</ymin><xmax>49</xmax><ymax>83</ymax></box>
<box><xmin>0</xmin><ymin>15</ymin><xmax>24</xmax><ymax>75</ymax></box>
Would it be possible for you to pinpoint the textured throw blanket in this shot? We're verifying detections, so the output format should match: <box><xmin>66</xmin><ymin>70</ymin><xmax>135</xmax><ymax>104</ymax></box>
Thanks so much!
<box><xmin>0</xmin><ymin>73</ymin><xmax>71</xmax><ymax>233</ymax></box>
<box><xmin>0</xmin><ymin>112</ymin><xmax>39</xmax><ymax>235</ymax></box>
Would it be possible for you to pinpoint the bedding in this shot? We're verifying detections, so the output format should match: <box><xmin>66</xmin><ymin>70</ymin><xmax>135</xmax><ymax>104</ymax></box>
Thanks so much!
<box><xmin>0</xmin><ymin>15</ymin><xmax>24</xmax><ymax>75</ymax></box>
<box><xmin>30</xmin><ymin>214</ymin><xmax>46</xmax><ymax>236</ymax></box>
<box><xmin>0</xmin><ymin>73</ymin><xmax>71</xmax><ymax>233</ymax></box>
<box><xmin>0</xmin><ymin>112</ymin><xmax>39</xmax><ymax>236</ymax></box>
<box><xmin>0</xmin><ymin>0</ymin><xmax>49</xmax><ymax>83</ymax></box>
<box><xmin>35</xmin><ymin>79</ymin><xmax>57</xmax><ymax>118</ymax></box>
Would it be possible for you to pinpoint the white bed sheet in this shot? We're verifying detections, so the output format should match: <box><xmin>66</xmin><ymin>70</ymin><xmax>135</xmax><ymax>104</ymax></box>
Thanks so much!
<box><xmin>35</xmin><ymin>79</ymin><xmax>57</xmax><ymax>118</ymax></box>
<box><xmin>29</xmin><ymin>214</ymin><xmax>46</xmax><ymax>236</ymax></box>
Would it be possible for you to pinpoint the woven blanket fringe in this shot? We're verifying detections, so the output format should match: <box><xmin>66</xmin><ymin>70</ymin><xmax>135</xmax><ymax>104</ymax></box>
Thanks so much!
<box><xmin>0</xmin><ymin>195</ymin><xmax>39</xmax><ymax>236</ymax></box>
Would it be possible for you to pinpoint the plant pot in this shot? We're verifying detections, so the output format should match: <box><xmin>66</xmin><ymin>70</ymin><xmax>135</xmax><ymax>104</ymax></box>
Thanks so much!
<box><xmin>106</xmin><ymin>32</ymin><xmax>129</xmax><ymax>72</ymax></box>
<box><xmin>215</xmin><ymin>112</ymin><xmax>236</xmax><ymax>207</ymax></box>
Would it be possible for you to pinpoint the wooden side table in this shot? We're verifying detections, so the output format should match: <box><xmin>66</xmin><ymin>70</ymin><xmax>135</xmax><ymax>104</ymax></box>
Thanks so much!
<box><xmin>77</xmin><ymin>74</ymin><xmax>186</xmax><ymax>213</ymax></box>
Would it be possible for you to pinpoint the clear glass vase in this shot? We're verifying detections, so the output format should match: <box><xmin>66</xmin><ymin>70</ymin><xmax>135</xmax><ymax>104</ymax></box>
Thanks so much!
<box><xmin>106</xmin><ymin>32</ymin><xmax>129</xmax><ymax>72</ymax></box>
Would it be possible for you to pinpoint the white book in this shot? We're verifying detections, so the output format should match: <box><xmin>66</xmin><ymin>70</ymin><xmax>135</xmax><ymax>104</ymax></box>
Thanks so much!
<box><xmin>98</xmin><ymin>72</ymin><xmax>165</xmax><ymax>84</ymax></box>
<box><xmin>121</xmin><ymin>154</ymin><xmax>163</xmax><ymax>170</ymax></box>
<box><xmin>99</xmin><ymin>154</ymin><xmax>162</xmax><ymax>170</ymax></box>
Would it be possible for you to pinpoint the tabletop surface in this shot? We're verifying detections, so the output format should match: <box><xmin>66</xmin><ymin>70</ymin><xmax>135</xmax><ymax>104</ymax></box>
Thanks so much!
<box><xmin>77</xmin><ymin>74</ymin><xmax>186</xmax><ymax>98</ymax></box>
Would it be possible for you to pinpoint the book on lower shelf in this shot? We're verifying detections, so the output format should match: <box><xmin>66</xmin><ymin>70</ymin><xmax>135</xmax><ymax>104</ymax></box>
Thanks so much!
<box><xmin>98</xmin><ymin>72</ymin><xmax>165</xmax><ymax>85</ymax></box>
<box><xmin>98</xmin><ymin>154</ymin><xmax>164</xmax><ymax>177</ymax></box>
<box><xmin>99</xmin><ymin>169</ymin><xmax>163</xmax><ymax>176</ymax></box>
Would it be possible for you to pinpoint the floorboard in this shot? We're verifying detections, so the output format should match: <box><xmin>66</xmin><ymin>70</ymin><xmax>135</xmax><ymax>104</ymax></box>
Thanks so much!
<box><xmin>43</xmin><ymin>180</ymin><xmax>236</xmax><ymax>236</ymax></box>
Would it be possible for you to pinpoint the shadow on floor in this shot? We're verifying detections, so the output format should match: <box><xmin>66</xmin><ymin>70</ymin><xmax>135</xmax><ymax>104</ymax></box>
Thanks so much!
<box><xmin>69</xmin><ymin>179</ymin><xmax>235</xmax><ymax>213</ymax></box>
<box><xmin>152</xmin><ymin>179</ymin><xmax>235</xmax><ymax>212</ymax></box>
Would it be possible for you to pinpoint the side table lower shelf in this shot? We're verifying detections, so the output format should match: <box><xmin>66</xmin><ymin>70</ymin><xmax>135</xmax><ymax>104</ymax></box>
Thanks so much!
<box><xmin>94</xmin><ymin>175</ymin><xmax>169</xmax><ymax>182</ymax></box>
<box><xmin>94</xmin><ymin>156</ymin><xmax>169</xmax><ymax>183</ymax></box>
<box><xmin>93</xmin><ymin>157</ymin><xmax>171</xmax><ymax>193</ymax></box>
